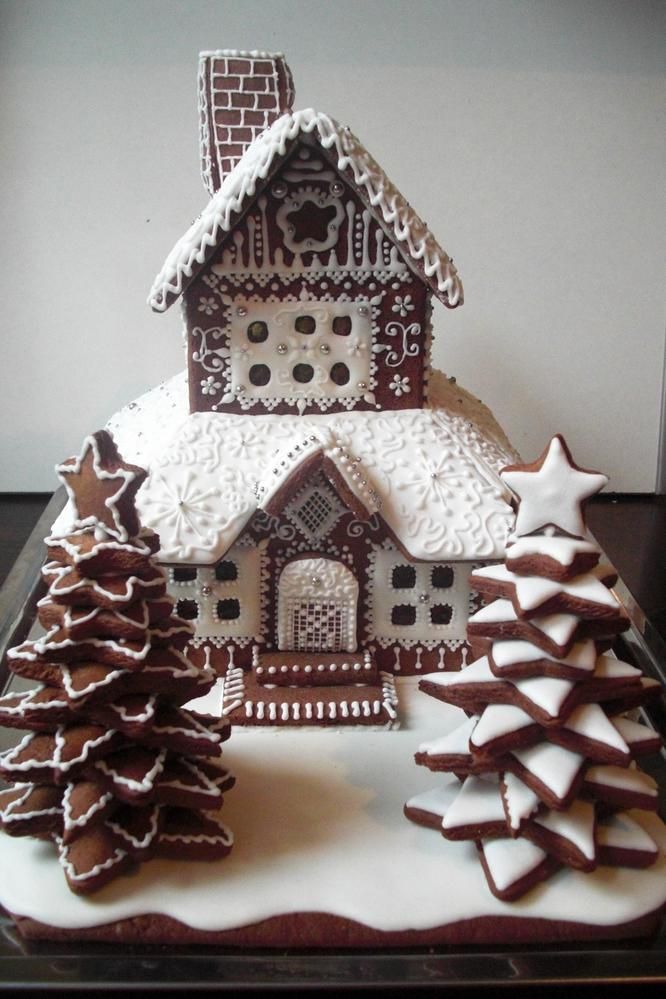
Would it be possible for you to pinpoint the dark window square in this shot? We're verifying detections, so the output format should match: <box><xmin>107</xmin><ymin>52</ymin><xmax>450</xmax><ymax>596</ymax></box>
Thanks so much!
<box><xmin>392</xmin><ymin>564</ymin><xmax>416</xmax><ymax>589</ymax></box>
<box><xmin>217</xmin><ymin>598</ymin><xmax>241</xmax><ymax>621</ymax></box>
<box><xmin>215</xmin><ymin>560</ymin><xmax>238</xmax><ymax>582</ymax></box>
<box><xmin>431</xmin><ymin>603</ymin><xmax>453</xmax><ymax>625</ymax></box>
<box><xmin>247</xmin><ymin>320</ymin><xmax>268</xmax><ymax>343</ymax></box>
<box><xmin>332</xmin><ymin>315</ymin><xmax>352</xmax><ymax>336</ymax></box>
<box><xmin>294</xmin><ymin>315</ymin><xmax>316</xmax><ymax>334</ymax></box>
<box><xmin>431</xmin><ymin>565</ymin><xmax>454</xmax><ymax>589</ymax></box>
<box><xmin>176</xmin><ymin>599</ymin><xmax>198</xmax><ymax>620</ymax></box>
<box><xmin>173</xmin><ymin>567</ymin><xmax>197</xmax><ymax>583</ymax></box>
<box><xmin>391</xmin><ymin>604</ymin><xmax>416</xmax><ymax>626</ymax></box>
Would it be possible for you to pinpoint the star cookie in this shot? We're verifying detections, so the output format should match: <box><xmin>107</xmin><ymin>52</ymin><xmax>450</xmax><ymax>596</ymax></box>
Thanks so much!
<box><xmin>57</xmin><ymin>430</ymin><xmax>147</xmax><ymax>543</ymax></box>
<box><xmin>500</xmin><ymin>435</ymin><xmax>608</xmax><ymax>539</ymax></box>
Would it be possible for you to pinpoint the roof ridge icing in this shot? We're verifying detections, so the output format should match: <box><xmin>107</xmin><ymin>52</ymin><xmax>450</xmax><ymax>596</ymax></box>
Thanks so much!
<box><xmin>148</xmin><ymin>108</ymin><xmax>463</xmax><ymax>313</ymax></box>
<box><xmin>254</xmin><ymin>427</ymin><xmax>382</xmax><ymax>518</ymax></box>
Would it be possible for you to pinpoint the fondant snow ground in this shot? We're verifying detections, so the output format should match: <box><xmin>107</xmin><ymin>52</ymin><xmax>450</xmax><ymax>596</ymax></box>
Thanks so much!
<box><xmin>0</xmin><ymin>678</ymin><xmax>664</xmax><ymax>936</ymax></box>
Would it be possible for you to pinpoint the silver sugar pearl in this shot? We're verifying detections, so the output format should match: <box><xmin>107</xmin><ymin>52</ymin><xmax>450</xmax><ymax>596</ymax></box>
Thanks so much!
<box><xmin>357</xmin><ymin>381</ymin><xmax>367</xmax><ymax>390</ymax></box>
<box><xmin>201</xmin><ymin>585</ymin><xmax>213</xmax><ymax>596</ymax></box>
<box><xmin>419</xmin><ymin>593</ymin><xmax>430</xmax><ymax>603</ymax></box>
<box><xmin>358</xmin><ymin>305</ymin><xmax>369</xmax><ymax>316</ymax></box>
<box><xmin>236</xmin><ymin>306</ymin><xmax>247</xmax><ymax>317</ymax></box>
<box><xmin>277</xmin><ymin>343</ymin><xmax>288</xmax><ymax>355</ymax></box>
<box><xmin>331</xmin><ymin>181</ymin><xmax>344</xmax><ymax>196</ymax></box>
<box><xmin>320</xmin><ymin>343</ymin><xmax>331</xmax><ymax>354</ymax></box>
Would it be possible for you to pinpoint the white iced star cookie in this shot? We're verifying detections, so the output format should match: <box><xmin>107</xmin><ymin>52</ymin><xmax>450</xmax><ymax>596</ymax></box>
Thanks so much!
<box><xmin>500</xmin><ymin>435</ymin><xmax>608</xmax><ymax>539</ymax></box>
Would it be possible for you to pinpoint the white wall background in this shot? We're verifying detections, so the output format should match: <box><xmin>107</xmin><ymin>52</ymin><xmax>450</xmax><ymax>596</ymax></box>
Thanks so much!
<box><xmin>1</xmin><ymin>0</ymin><xmax>664</xmax><ymax>491</ymax></box>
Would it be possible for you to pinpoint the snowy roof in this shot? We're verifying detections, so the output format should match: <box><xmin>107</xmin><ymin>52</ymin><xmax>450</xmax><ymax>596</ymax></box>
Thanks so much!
<box><xmin>102</xmin><ymin>372</ymin><xmax>516</xmax><ymax>566</ymax></box>
<box><xmin>148</xmin><ymin>109</ymin><xmax>464</xmax><ymax>313</ymax></box>
<box><xmin>255</xmin><ymin>429</ymin><xmax>383</xmax><ymax>521</ymax></box>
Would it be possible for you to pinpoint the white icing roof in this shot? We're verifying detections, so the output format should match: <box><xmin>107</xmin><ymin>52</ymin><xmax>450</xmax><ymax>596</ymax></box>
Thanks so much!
<box><xmin>148</xmin><ymin>109</ymin><xmax>464</xmax><ymax>313</ymax></box>
<box><xmin>105</xmin><ymin>372</ymin><xmax>516</xmax><ymax>565</ymax></box>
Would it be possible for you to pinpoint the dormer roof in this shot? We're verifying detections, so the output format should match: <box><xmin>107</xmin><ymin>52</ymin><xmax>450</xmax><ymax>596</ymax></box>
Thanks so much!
<box><xmin>254</xmin><ymin>429</ymin><xmax>381</xmax><ymax>523</ymax></box>
<box><xmin>148</xmin><ymin>109</ymin><xmax>464</xmax><ymax>314</ymax></box>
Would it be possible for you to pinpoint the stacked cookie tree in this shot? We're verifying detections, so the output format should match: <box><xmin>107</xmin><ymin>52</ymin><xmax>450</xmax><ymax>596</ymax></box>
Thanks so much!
<box><xmin>405</xmin><ymin>435</ymin><xmax>663</xmax><ymax>901</ymax></box>
<box><xmin>0</xmin><ymin>431</ymin><xmax>234</xmax><ymax>894</ymax></box>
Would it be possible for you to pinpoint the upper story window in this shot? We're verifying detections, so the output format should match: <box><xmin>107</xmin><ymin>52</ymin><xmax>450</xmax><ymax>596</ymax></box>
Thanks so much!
<box><xmin>228</xmin><ymin>299</ymin><xmax>373</xmax><ymax>406</ymax></box>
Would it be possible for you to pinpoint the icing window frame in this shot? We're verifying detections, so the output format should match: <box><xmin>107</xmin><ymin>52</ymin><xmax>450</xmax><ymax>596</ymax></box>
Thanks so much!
<box><xmin>165</xmin><ymin>544</ymin><xmax>263</xmax><ymax>645</ymax></box>
<box><xmin>227</xmin><ymin>298</ymin><xmax>375</xmax><ymax>406</ymax></box>
<box><xmin>369</xmin><ymin>546</ymin><xmax>472</xmax><ymax>643</ymax></box>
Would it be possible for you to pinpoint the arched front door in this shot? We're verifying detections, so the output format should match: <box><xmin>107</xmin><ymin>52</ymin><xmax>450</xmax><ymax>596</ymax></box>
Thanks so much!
<box><xmin>277</xmin><ymin>557</ymin><xmax>358</xmax><ymax>653</ymax></box>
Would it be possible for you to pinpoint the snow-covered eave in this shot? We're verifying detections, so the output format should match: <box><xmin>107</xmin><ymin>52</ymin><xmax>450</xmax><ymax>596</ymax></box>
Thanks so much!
<box><xmin>152</xmin><ymin>499</ymin><xmax>508</xmax><ymax>570</ymax></box>
<box><xmin>148</xmin><ymin>109</ymin><xmax>464</xmax><ymax>314</ymax></box>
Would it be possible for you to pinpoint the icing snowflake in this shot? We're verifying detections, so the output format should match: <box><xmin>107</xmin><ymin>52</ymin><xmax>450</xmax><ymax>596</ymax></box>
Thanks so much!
<box><xmin>140</xmin><ymin>471</ymin><xmax>220</xmax><ymax>549</ymax></box>
<box><xmin>389</xmin><ymin>374</ymin><xmax>410</xmax><ymax>397</ymax></box>
<box><xmin>398</xmin><ymin>450</ymin><xmax>463</xmax><ymax>506</ymax></box>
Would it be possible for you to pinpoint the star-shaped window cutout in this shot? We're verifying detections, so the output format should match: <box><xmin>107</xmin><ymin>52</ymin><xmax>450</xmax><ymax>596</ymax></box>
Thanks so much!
<box><xmin>500</xmin><ymin>435</ymin><xmax>607</xmax><ymax>539</ymax></box>
<box><xmin>57</xmin><ymin>430</ymin><xmax>146</xmax><ymax>542</ymax></box>
<box><xmin>285</xmin><ymin>201</ymin><xmax>338</xmax><ymax>246</ymax></box>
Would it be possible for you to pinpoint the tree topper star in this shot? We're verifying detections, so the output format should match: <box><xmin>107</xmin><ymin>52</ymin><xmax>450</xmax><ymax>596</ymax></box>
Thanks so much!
<box><xmin>57</xmin><ymin>430</ymin><xmax>147</xmax><ymax>542</ymax></box>
<box><xmin>500</xmin><ymin>435</ymin><xmax>607</xmax><ymax>539</ymax></box>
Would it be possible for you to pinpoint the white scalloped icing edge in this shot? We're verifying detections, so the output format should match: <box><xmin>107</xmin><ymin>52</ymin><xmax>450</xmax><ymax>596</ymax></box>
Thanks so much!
<box><xmin>149</xmin><ymin>109</ymin><xmax>463</xmax><ymax>312</ymax></box>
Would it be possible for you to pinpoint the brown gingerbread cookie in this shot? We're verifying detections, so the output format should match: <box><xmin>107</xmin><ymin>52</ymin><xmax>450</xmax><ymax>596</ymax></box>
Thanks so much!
<box><xmin>57</xmin><ymin>430</ymin><xmax>147</xmax><ymax>543</ymax></box>
<box><xmin>500</xmin><ymin>435</ymin><xmax>608</xmax><ymax>539</ymax></box>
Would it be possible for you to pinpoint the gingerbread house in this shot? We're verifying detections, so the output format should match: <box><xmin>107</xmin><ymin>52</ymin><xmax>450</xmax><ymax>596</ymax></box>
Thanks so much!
<box><xmin>103</xmin><ymin>50</ymin><xmax>519</xmax><ymax>726</ymax></box>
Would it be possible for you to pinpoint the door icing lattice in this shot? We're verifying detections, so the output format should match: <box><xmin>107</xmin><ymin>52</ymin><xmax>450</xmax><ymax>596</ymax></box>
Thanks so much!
<box><xmin>288</xmin><ymin>599</ymin><xmax>345</xmax><ymax>652</ymax></box>
<box><xmin>277</xmin><ymin>557</ymin><xmax>358</xmax><ymax>653</ymax></box>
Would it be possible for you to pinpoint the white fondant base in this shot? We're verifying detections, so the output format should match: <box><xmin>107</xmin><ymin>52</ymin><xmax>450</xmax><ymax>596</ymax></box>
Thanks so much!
<box><xmin>0</xmin><ymin>679</ymin><xmax>664</xmax><ymax>940</ymax></box>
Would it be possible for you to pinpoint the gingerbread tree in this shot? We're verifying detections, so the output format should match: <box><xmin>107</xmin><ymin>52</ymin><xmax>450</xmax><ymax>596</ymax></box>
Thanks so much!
<box><xmin>0</xmin><ymin>431</ymin><xmax>234</xmax><ymax>894</ymax></box>
<box><xmin>405</xmin><ymin>435</ymin><xmax>663</xmax><ymax>901</ymax></box>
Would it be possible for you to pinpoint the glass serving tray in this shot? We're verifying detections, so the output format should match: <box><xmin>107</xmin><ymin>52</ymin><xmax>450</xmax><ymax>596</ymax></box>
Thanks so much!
<box><xmin>0</xmin><ymin>488</ymin><xmax>664</xmax><ymax>991</ymax></box>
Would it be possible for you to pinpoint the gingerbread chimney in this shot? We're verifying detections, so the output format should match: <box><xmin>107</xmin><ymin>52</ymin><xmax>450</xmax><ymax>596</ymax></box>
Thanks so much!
<box><xmin>198</xmin><ymin>49</ymin><xmax>295</xmax><ymax>196</ymax></box>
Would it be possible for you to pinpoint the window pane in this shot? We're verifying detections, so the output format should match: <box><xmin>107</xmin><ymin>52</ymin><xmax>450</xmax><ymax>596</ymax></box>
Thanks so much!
<box><xmin>391</xmin><ymin>604</ymin><xmax>416</xmax><ymax>626</ymax></box>
<box><xmin>215</xmin><ymin>561</ymin><xmax>238</xmax><ymax>582</ymax></box>
<box><xmin>247</xmin><ymin>320</ymin><xmax>268</xmax><ymax>343</ymax></box>
<box><xmin>392</xmin><ymin>565</ymin><xmax>416</xmax><ymax>589</ymax></box>
<box><xmin>332</xmin><ymin>316</ymin><xmax>352</xmax><ymax>336</ymax></box>
<box><xmin>249</xmin><ymin>363</ymin><xmax>271</xmax><ymax>386</ymax></box>
<box><xmin>217</xmin><ymin>598</ymin><xmax>241</xmax><ymax>621</ymax></box>
<box><xmin>173</xmin><ymin>567</ymin><xmax>197</xmax><ymax>583</ymax></box>
<box><xmin>294</xmin><ymin>315</ymin><xmax>316</xmax><ymax>334</ymax></box>
<box><xmin>330</xmin><ymin>362</ymin><xmax>350</xmax><ymax>385</ymax></box>
<box><xmin>177</xmin><ymin>599</ymin><xmax>198</xmax><ymax>620</ymax></box>
<box><xmin>293</xmin><ymin>363</ymin><xmax>314</xmax><ymax>383</ymax></box>
<box><xmin>432</xmin><ymin>566</ymin><xmax>454</xmax><ymax>589</ymax></box>
<box><xmin>431</xmin><ymin>603</ymin><xmax>453</xmax><ymax>625</ymax></box>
